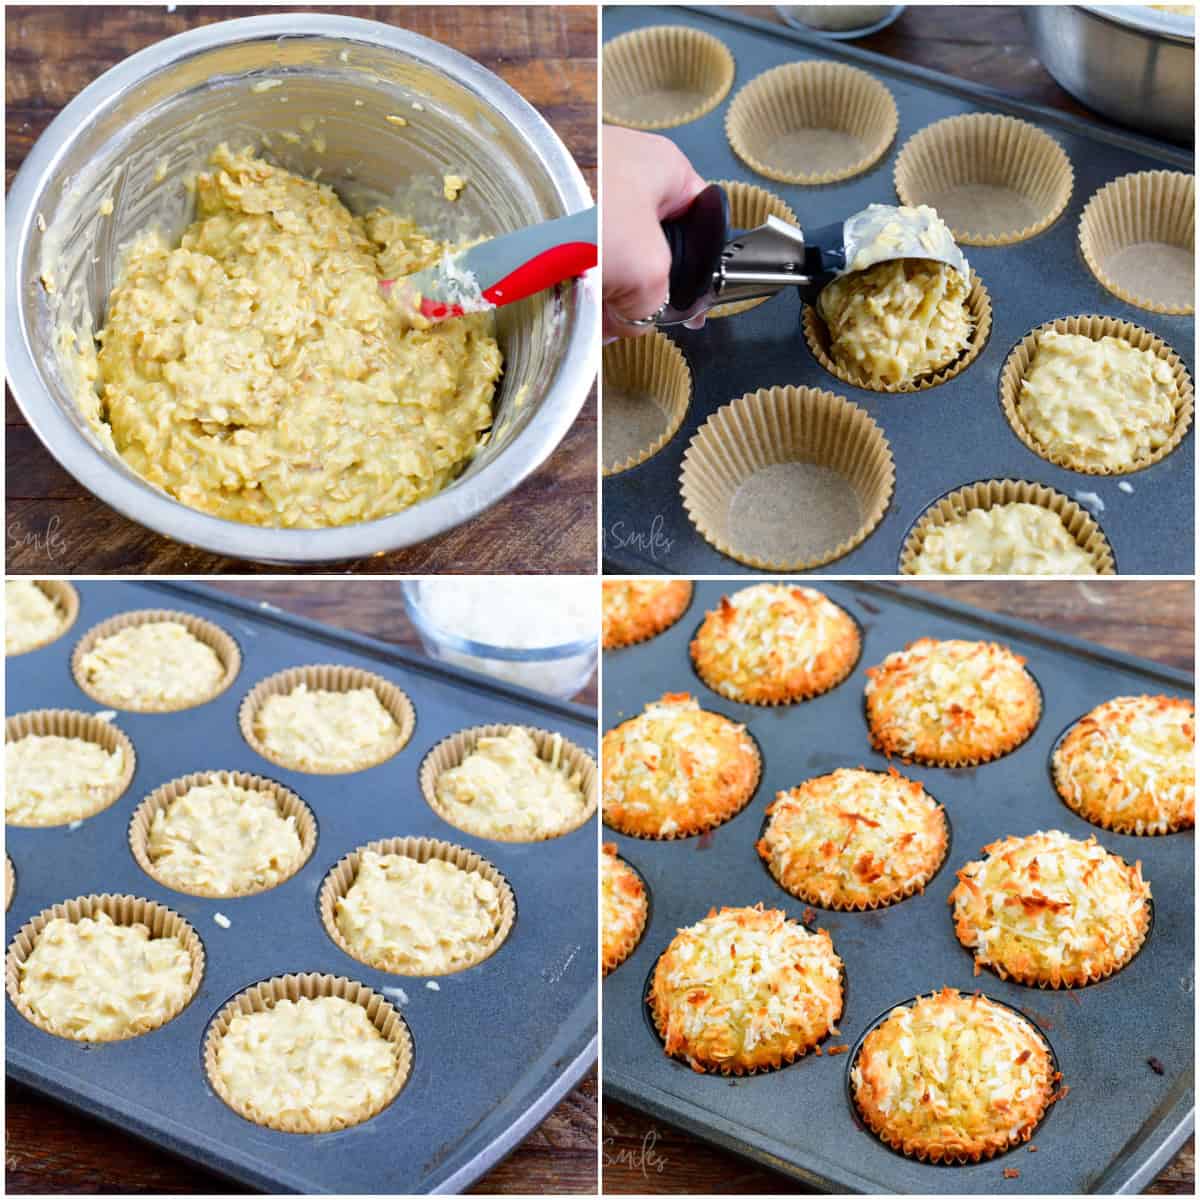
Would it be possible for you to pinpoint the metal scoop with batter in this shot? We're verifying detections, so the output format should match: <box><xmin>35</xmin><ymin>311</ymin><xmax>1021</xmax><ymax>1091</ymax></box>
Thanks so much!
<box><xmin>653</xmin><ymin>183</ymin><xmax>968</xmax><ymax>326</ymax></box>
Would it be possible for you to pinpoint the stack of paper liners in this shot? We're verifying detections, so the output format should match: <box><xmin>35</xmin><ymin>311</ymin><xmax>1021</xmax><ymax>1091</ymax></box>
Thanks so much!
<box><xmin>900</xmin><ymin>479</ymin><xmax>1117</xmax><ymax>575</ymax></box>
<box><xmin>70</xmin><ymin>607</ymin><xmax>242</xmax><ymax>713</ymax></box>
<box><xmin>603</xmin><ymin>331</ymin><xmax>691</xmax><ymax>476</ymax></box>
<box><xmin>725</xmin><ymin>61</ymin><xmax>897</xmax><ymax>185</ymax></box>
<box><xmin>5</xmin><ymin>893</ymin><xmax>205</xmax><ymax>1041</ymax></box>
<box><xmin>419</xmin><ymin>722</ymin><xmax>598</xmax><ymax>842</ymax></box>
<box><xmin>129</xmin><ymin>770</ymin><xmax>318</xmax><ymax>897</ymax></box>
<box><xmin>318</xmin><ymin>835</ymin><xmax>515</xmax><ymax>974</ymax></box>
<box><xmin>602</xmin><ymin>25</ymin><xmax>735</xmax><ymax>130</ymax></box>
<box><xmin>5</xmin><ymin>707</ymin><xmax>137</xmax><ymax>827</ymax></box>
<box><xmin>999</xmin><ymin>314</ymin><xmax>1194</xmax><ymax>474</ymax></box>
<box><xmin>1079</xmin><ymin>169</ymin><xmax>1195</xmax><ymax>315</ymax></box>
<box><xmin>708</xmin><ymin>181</ymin><xmax>798</xmax><ymax>319</ymax></box>
<box><xmin>203</xmin><ymin>972</ymin><xmax>413</xmax><ymax>1133</ymax></box>
<box><xmin>7</xmin><ymin>581</ymin><xmax>79</xmax><ymax>656</ymax></box>
<box><xmin>679</xmin><ymin>384</ymin><xmax>895</xmax><ymax>571</ymax></box>
<box><xmin>894</xmin><ymin>112</ymin><xmax>1074</xmax><ymax>245</ymax></box>
<box><xmin>238</xmin><ymin>663</ymin><xmax>415</xmax><ymax>774</ymax></box>
<box><xmin>802</xmin><ymin>271</ymin><xmax>992</xmax><ymax>394</ymax></box>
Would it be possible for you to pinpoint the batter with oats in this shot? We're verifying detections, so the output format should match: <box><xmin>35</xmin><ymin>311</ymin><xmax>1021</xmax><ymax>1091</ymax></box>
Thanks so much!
<box><xmin>67</xmin><ymin>145</ymin><xmax>501</xmax><ymax>528</ymax></box>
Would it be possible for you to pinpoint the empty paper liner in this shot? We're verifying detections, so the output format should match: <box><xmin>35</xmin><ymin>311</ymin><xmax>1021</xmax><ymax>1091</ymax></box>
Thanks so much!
<box><xmin>71</xmin><ymin>608</ymin><xmax>241</xmax><ymax>713</ymax></box>
<box><xmin>129</xmin><ymin>770</ymin><xmax>317</xmax><ymax>898</ymax></box>
<box><xmin>319</xmin><ymin>835</ymin><xmax>515</xmax><ymax>975</ymax></box>
<box><xmin>1079</xmin><ymin>170</ymin><xmax>1195</xmax><ymax>316</ymax></box>
<box><xmin>603</xmin><ymin>25</ymin><xmax>735</xmax><ymax>130</ymax></box>
<box><xmin>725</xmin><ymin>60</ymin><xmax>897</xmax><ymax>184</ymax></box>
<box><xmin>679</xmin><ymin>385</ymin><xmax>895</xmax><ymax>571</ymax></box>
<box><xmin>239</xmin><ymin>664</ymin><xmax>415</xmax><ymax>775</ymax></box>
<box><xmin>708</xmin><ymin>181</ymin><xmax>799</xmax><ymax>318</ymax></box>
<box><xmin>420</xmin><ymin>723</ymin><xmax>598</xmax><ymax>843</ymax></box>
<box><xmin>894</xmin><ymin>113</ymin><xmax>1073</xmax><ymax>245</ymax></box>
<box><xmin>6</xmin><ymin>581</ymin><xmax>79</xmax><ymax>657</ymax></box>
<box><xmin>6</xmin><ymin>893</ymin><xmax>205</xmax><ymax>1042</ymax></box>
<box><xmin>602</xmin><ymin>331</ymin><xmax>692</xmax><ymax>476</ymax></box>
<box><xmin>999</xmin><ymin>315</ymin><xmax>1194</xmax><ymax>476</ymax></box>
<box><xmin>900</xmin><ymin>479</ymin><xmax>1116</xmax><ymax>575</ymax></box>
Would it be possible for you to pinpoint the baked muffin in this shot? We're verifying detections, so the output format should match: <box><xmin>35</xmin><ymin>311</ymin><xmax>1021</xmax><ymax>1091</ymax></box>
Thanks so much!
<box><xmin>603</xmin><ymin>581</ymin><xmax>693</xmax><ymax>649</ymax></box>
<box><xmin>950</xmin><ymin>830</ymin><xmax>1151</xmax><ymax>987</ymax></box>
<box><xmin>865</xmin><ymin>638</ymin><xmax>1041</xmax><ymax>766</ymax></box>
<box><xmin>1053</xmin><ymin>695</ymin><xmax>1194</xmax><ymax>835</ymax></box>
<box><xmin>602</xmin><ymin>692</ymin><xmax>760</xmax><ymax>838</ymax></box>
<box><xmin>757</xmin><ymin>767</ymin><xmax>947</xmax><ymax>910</ymax></box>
<box><xmin>602</xmin><ymin>843</ymin><xmax>648</xmax><ymax>974</ymax></box>
<box><xmin>649</xmin><ymin>904</ymin><xmax>843</xmax><ymax>1074</ymax></box>
<box><xmin>851</xmin><ymin>988</ymin><xmax>1058</xmax><ymax>1163</ymax></box>
<box><xmin>690</xmin><ymin>584</ymin><xmax>860</xmax><ymax>705</ymax></box>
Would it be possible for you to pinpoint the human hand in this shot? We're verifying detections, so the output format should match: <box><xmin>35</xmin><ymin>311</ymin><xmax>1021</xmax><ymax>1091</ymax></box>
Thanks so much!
<box><xmin>602</xmin><ymin>126</ymin><xmax>708</xmax><ymax>338</ymax></box>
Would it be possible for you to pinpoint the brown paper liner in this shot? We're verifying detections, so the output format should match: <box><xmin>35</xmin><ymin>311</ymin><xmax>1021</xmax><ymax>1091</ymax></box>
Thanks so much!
<box><xmin>900</xmin><ymin>479</ymin><xmax>1116</xmax><ymax>576</ymax></box>
<box><xmin>6</xmin><ymin>893</ymin><xmax>205</xmax><ymax>1042</ymax></box>
<box><xmin>129</xmin><ymin>770</ymin><xmax>316</xmax><ymax>898</ymax></box>
<box><xmin>1079</xmin><ymin>170</ymin><xmax>1195</xmax><ymax>315</ymax></box>
<box><xmin>203</xmin><ymin>972</ymin><xmax>413</xmax><ymax>1133</ymax></box>
<box><xmin>601</xmin><ymin>843</ymin><xmax>648</xmax><ymax>975</ymax></box>
<box><xmin>6</xmin><ymin>581</ymin><xmax>80</xmax><ymax>657</ymax></box>
<box><xmin>707</xmin><ymin>181</ymin><xmax>799</xmax><ymax>318</ymax></box>
<box><xmin>5</xmin><ymin>708</ymin><xmax>136</xmax><ymax>827</ymax></box>
<box><xmin>5</xmin><ymin>857</ymin><xmax>13</xmax><ymax>912</ymax></box>
<box><xmin>725</xmin><ymin>61</ymin><xmax>897</xmax><ymax>185</ymax></box>
<box><xmin>71</xmin><ymin>609</ymin><xmax>241</xmax><ymax>713</ymax></box>
<box><xmin>602</xmin><ymin>25</ymin><xmax>735</xmax><ymax>130</ymax></box>
<box><xmin>679</xmin><ymin>385</ymin><xmax>895</xmax><ymax>571</ymax></box>
<box><xmin>319</xmin><ymin>836</ymin><xmax>515</xmax><ymax>976</ymax></box>
<box><xmin>999</xmin><ymin>315</ymin><xmax>1194</xmax><ymax>475</ymax></box>
<box><xmin>239</xmin><ymin>665</ymin><xmax>415</xmax><ymax>775</ymax></box>
<box><xmin>803</xmin><ymin>270</ymin><xmax>992</xmax><ymax>394</ymax></box>
<box><xmin>602</xmin><ymin>331</ymin><xmax>692</xmax><ymax>476</ymax></box>
<box><xmin>420</xmin><ymin>724</ymin><xmax>597</xmax><ymax>843</ymax></box>
<box><xmin>894</xmin><ymin>113</ymin><xmax>1073</xmax><ymax>246</ymax></box>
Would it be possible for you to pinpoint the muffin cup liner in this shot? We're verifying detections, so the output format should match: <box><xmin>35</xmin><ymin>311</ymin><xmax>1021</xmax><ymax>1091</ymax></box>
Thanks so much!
<box><xmin>602</xmin><ymin>25</ymin><xmax>735</xmax><ymax>130</ymax></box>
<box><xmin>6</xmin><ymin>893</ymin><xmax>205</xmax><ymax>1042</ymax></box>
<box><xmin>5</xmin><ymin>857</ymin><xmax>13</xmax><ymax>912</ymax></box>
<box><xmin>900</xmin><ymin>478</ymin><xmax>1117</xmax><ymax>575</ymax></box>
<box><xmin>129</xmin><ymin>770</ymin><xmax>317</xmax><ymax>898</ymax></box>
<box><xmin>999</xmin><ymin>315</ymin><xmax>1194</xmax><ymax>476</ymax></box>
<box><xmin>725</xmin><ymin>61</ymin><xmax>897</xmax><ymax>185</ymax></box>
<box><xmin>6</xmin><ymin>581</ymin><xmax>80</xmax><ymax>657</ymax></box>
<box><xmin>5</xmin><ymin>708</ymin><xmax>136</xmax><ymax>828</ymax></box>
<box><xmin>707</xmin><ymin>181</ymin><xmax>799</xmax><ymax>318</ymax></box>
<box><xmin>602</xmin><ymin>331</ymin><xmax>692</xmax><ymax>477</ymax></box>
<box><xmin>894</xmin><ymin>113</ymin><xmax>1073</xmax><ymax>246</ymax></box>
<box><xmin>601</xmin><ymin>843</ymin><xmax>648</xmax><ymax>975</ymax></box>
<box><xmin>1079</xmin><ymin>170</ymin><xmax>1194</xmax><ymax>315</ymax></box>
<box><xmin>239</xmin><ymin>664</ymin><xmax>415</xmax><ymax>775</ymax></box>
<box><xmin>602</xmin><ymin>581</ymin><xmax>694</xmax><ymax>649</ymax></box>
<box><xmin>679</xmin><ymin>384</ymin><xmax>895</xmax><ymax>571</ymax></box>
<box><xmin>203</xmin><ymin>972</ymin><xmax>413</xmax><ymax>1133</ymax></box>
<box><xmin>420</xmin><ymin>724</ymin><xmax>597</xmax><ymax>843</ymax></box>
<box><xmin>803</xmin><ymin>270</ymin><xmax>992</xmax><ymax>394</ymax></box>
<box><xmin>71</xmin><ymin>608</ymin><xmax>241</xmax><ymax>713</ymax></box>
<box><xmin>319</xmin><ymin>836</ymin><xmax>515</xmax><ymax>976</ymax></box>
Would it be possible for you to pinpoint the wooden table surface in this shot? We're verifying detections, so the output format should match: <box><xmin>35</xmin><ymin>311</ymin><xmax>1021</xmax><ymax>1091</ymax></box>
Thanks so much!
<box><xmin>5</xmin><ymin>581</ymin><xmax>598</xmax><ymax>1195</ymax></box>
<box><xmin>5</xmin><ymin>5</ymin><xmax>597</xmax><ymax>575</ymax></box>
<box><xmin>603</xmin><ymin>578</ymin><xmax>1194</xmax><ymax>1194</ymax></box>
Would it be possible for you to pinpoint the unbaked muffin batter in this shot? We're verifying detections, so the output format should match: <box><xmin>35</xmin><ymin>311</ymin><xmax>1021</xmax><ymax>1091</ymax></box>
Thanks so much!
<box><xmin>253</xmin><ymin>684</ymin><xmax>403</xmax><ymax>772</ymax></box>
<box><xmin>69</xmin><ymin>145</ymin><xmax>501</xmax><ymax>527</ymax></box>
<box><xmin>77</xmin><ymin>621</ymin><xmax>226</xmax><ymax>709</ymax></box>
<box><xmin>6</xmin><ymin>733</ymin><xmax>127</xmax><ymax>826</ymax></box>
<box><xmin>6</xmin><ymin>581</ymin><xmax>65</xmax><ymax>654</ymax></box>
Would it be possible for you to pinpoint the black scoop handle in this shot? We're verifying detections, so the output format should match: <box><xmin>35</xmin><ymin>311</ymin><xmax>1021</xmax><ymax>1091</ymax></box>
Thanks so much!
<box><xmin>660</xmin><ymin>184</ymin><xmax>730</xmax><ymax>312</ymax></box>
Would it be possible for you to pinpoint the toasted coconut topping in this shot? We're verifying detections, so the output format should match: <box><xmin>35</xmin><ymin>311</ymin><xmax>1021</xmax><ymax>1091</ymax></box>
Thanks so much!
<box><xmin>602</xmin><ymin>581</ymin><xmax>692</xmax><ymax>648</ymax></box>
<box><xmin>601</xmin><ymin>843</ymin><xmax>647</xmax><ymax>973</ymax></box>
<box><xmin>1054</xmin><ymin>695</ymin><xmax>1194</xmax><ymax>835</ymax></box>
<box><xmin>651</xmin><ymin>904</ymin><xmax>843</xmax><ymax>1073</ymax></box>
<box><xmin>951</xmin><ymin>830</ymin><xmax>1151</xmax><ymax>987</ymax></box>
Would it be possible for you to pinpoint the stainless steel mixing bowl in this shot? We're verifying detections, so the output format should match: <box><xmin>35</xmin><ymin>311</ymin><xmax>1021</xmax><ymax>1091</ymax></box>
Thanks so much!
<box><xmin>6</xmin><ymin>13</ymin><xmax>598</xmax><ymax>565</ymax></box>
<box><xmin>1024</xmin><ymin>5</ymin><xmax>1194</xmax><ymax>145</ymax></box>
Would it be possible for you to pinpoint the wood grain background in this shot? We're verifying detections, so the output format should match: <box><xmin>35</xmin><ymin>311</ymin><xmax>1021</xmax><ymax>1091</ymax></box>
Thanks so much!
<box><xmin>5</xmin><ymin>581</ymin><xmax>598</xmax><ymax>1194</ymax></box>
<box><xmin>5</xmin><ymin>5</ymin><xmax>597</xmax><ymax>575</ymax></box>
<box><xmin>604</xmin><ymin>578</ymin><xmax>1194</xmax><ymax>1194</ymax></box>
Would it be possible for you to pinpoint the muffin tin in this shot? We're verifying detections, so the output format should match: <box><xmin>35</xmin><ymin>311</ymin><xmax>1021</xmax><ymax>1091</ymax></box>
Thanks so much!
<box><xmin>602</xmin><ymin>580</ymin><xmax>1193</xmax><ymax>1192</ymax></box>
<box><xmin>600</xmin><ymin>5</ymin><xmax>1195</xmax><ymax>575</ymax></box>
<box><xmin>5</xmin><ymin>580</ymin><xmax>597</xmax><ymax>1194</ymax></box>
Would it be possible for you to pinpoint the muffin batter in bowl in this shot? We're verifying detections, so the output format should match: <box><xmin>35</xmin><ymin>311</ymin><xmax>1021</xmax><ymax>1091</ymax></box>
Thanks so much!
<box><xmin>68</xmin><ymin>145</ymin><xmax>502</xmax><ymax>528</ymax></box>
